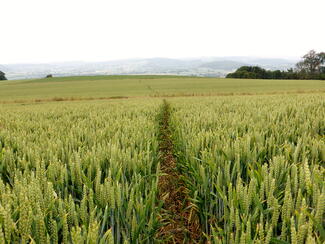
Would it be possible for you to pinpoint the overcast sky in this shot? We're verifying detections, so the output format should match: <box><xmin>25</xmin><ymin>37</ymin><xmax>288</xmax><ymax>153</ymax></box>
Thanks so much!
<box><xmin>1</xmin><ymin>0</ymin><xmax>324</xmax><ymax>64</ymax></box>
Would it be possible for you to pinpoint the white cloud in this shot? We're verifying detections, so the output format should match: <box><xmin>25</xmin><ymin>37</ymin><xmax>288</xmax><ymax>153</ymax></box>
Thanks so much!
<box><xmin>1</xmin><ymin>0</ymin><xmax>324</xmax><ymax>63</ymax></box>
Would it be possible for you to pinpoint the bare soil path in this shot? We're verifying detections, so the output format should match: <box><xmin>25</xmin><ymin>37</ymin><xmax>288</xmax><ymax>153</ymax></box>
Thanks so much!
<box><xmin>156</xmin><ymin>100</ymin><xmax>202</xmax><ymax>243</ymax></box>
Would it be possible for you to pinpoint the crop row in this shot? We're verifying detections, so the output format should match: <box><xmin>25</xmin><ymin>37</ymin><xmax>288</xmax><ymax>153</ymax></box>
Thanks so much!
<box><xmin>0</xmin><ymin>100</ymin><xmax>161</xmax><ymax>243</ymax></box>
<box><xmin>172</xmin><ymin>94</ymin><xmax>324</xmax><ymax>243</ymax></box>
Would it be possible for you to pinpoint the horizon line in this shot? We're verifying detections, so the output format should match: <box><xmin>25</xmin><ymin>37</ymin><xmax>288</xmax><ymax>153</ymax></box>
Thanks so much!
<box><xmin>0</xmin><ymin>55</ymin><xmax>301</xmax><ymax>65</ymax></box>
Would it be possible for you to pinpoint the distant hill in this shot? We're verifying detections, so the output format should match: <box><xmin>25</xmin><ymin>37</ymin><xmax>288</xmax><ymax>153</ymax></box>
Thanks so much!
<box><xmin>1</xmin><ymin>57</ymin><xmax>297</xmax><ymax>80</ymax></box>
<box><xmin>199</xmin><ymin>60</ymin><xmax>247</xmax><ymax>70</ymax></box>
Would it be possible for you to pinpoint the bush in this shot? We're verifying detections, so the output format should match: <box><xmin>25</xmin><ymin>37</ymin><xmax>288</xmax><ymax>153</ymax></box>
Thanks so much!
<box><xmin>0</xmin><ymin>71</ymin><xmax>7</xmax><ymax>80</ymax></box>
<box><xmin>226</xmin><ymin>66</ymin><xmax>325</xmax><ymax>80</ymax></box>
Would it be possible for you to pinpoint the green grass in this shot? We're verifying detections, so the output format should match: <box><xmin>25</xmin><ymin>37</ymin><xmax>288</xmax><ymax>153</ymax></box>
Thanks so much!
<box><xmin>0</xmin><ymin>75</ymin><xmax>324</xmax><ymax>102</ymax></box>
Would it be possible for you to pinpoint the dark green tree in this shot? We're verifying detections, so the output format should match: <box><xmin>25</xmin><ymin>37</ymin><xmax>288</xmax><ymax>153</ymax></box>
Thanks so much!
<box><xmin>296</xmin><ymin>50</ymin><xmax>325</xmax><ymax>73</ymax></box>
<box><xmin>0</xmin><ymin>71</ymin><xmax>7</xmax><ymax>80</ymax></box>
<box><xmin>226</xmin><ymin>50</ymin><xmax>325</xmax><ymax>80</ymax></box>
<box><xmin>226</xmin><ymin>66</ymin><xmax>268</xmax><ymax>79</ymax></box>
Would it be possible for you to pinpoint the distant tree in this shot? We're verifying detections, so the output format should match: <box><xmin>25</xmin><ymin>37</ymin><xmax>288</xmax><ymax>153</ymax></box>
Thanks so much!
<box><xmin>226</xmin><ymin>65</ymin><xmax>325</xmax><ymax>80</ymax></box>
<box><xmin>226</xmin><ymin>50</ymin><xmax>324</xmax><ymax>80</ymax></box>
<box><xmin>271</xmin><ymin>70</ymin><xmax>282</xmax><ymax>79</ymax></box>
<box><xmin>0</xmin><ymin>71</ymin><xmax>7</xmax><ymax>80</ymax></box>
<box><xmin>226</xmin><ymin>66</ymin><xmax>268</xmax><ymax>79</ymax></box>
<box><xmin>318</xmin><ymin>52</ymin><xmax>325</xmax><ymax>72</ymax></box>
<box><xmin>296</xmin><ymin>50</ymin><xmax>325</xmax><ymax>73</ymax></box>
<box><xmin>46</xmin><ymin>74</ymin><xmax>53</xmax><ymax>78</ymax></box>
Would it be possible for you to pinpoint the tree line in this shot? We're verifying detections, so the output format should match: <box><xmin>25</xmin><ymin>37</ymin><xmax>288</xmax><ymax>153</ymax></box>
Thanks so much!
<box><xmin>226</xmin><ymin>50</ymin><xmax>325</xmax><ymax>80</ymax></box>
<box><xmin>0</xmin><ymin>71</ymin><xmax>7</xmax><ymax>80</ymax></box>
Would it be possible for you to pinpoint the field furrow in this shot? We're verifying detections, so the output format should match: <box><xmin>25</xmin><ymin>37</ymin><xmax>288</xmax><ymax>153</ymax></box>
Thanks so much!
<box><xmin>156</xmin><ymin>100</ymin><xmax>202</xmax><ymax>243</ymax></box>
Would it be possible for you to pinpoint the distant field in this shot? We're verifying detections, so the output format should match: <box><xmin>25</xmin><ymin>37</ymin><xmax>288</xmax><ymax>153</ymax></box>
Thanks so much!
<box><xmin>0</xmin><ymin>75</ymin><xmax>324</xmax><ymax>102</ymax></box>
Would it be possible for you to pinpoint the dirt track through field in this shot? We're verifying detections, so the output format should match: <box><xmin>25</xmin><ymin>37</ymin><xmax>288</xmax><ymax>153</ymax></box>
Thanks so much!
<box><xmin>156</xmin><ymin>100</ymin><xmax>202</xmax><ymax>243</ymax></box>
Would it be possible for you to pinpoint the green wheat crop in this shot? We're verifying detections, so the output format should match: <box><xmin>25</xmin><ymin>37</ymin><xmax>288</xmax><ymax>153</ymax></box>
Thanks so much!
<box><xmin>0</xmin><ymin>99</ymin><xmax>161</xmax><ymax>243</ymax></box>
<box><xmin>171</xmin><ymin>94</ymin><xmax>324</xmax><ymax>243</ymax></box>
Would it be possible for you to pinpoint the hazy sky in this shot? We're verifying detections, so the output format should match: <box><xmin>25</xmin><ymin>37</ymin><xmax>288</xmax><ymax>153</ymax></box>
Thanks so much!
<box><xmin>1</xmin><ymin>0</ymin><xmax>324</xmax><ymax>64</ymax></box>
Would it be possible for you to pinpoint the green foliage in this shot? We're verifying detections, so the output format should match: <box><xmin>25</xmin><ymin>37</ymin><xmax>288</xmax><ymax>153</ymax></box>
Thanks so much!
<box><xmin>226</xmin><ymin>66</ymin><xmax>325</xmax><ymax>80</ymax></box>
<box><xmin>0</xmin><ymin>71</ymin><xmax>7</xmax><ymax>81</ymax></box>
<box><xmin>227</xmin><ymin>50</ymin><xmax>325</xmax><ymax>80</ymax></box>
<box><xmin>296</xmin><ymin>50</ymin><xmax>325</xmax><ymax>73</ymax></box>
